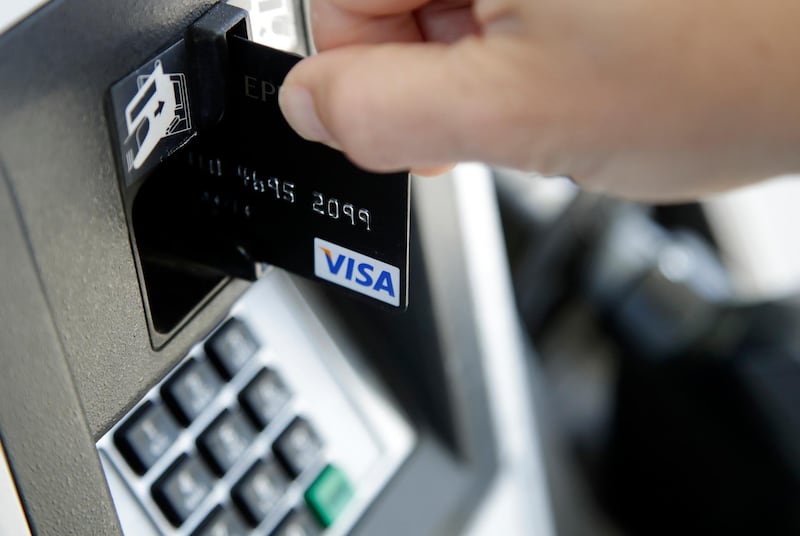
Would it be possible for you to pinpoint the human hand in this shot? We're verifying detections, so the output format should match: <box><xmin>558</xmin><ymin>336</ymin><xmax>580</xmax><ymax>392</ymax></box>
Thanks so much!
<box><xmin>279</xmin><ymin>0</ymin><xmax>800</xmax><ymax>201</ymax></box>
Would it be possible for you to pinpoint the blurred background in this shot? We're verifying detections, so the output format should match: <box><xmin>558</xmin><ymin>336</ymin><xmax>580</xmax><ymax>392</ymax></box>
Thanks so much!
<box><xmin>495</xmin><ymin>171</ymin><xmax>800</xmax><ymax>535</ymax></box>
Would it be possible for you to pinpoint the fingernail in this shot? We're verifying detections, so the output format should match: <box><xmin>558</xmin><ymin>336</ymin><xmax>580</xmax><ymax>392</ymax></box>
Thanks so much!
<box><xmin>278</xmin><ymin>85</ymin><xmax>332</xmax><ymax>143</ymax></box>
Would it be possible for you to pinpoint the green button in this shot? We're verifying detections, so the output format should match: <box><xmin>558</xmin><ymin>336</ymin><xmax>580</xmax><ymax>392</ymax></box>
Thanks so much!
<box><xmin>304</xmin><ymin>465</ymin><xmax>354</xmax><ymax>528</ymax></box>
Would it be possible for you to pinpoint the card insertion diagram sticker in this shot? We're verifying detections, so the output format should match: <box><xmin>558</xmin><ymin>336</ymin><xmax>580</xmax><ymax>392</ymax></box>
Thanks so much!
<box><xmin>109</xmin><ymin>40</ymin><xmax>196</xmax><ymax>186</ymax></box>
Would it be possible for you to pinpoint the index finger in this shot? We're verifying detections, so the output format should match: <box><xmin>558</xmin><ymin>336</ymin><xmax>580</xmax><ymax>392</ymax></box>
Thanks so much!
<box><xmin>310</xmin><ymin>0</ymin><xmax>432</xmax><ymax>50</ymax></box>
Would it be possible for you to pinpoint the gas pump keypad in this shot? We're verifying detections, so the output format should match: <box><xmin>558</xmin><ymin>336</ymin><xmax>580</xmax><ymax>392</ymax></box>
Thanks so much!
<box><xmin>106</xmin><ymin>317</ymin><xmax>336</xmax><ymax>532</ymax></box>
<box><xmin>97</xmin><ymin>272</ymin><xmax>414</xmax><ymax>536</ymax></box>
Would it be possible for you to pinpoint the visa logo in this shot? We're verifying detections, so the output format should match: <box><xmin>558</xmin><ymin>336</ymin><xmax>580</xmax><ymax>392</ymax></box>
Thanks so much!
<box><xmin>314</xmin><ymin>238</ymin><xmax>400</xmax><ymax>306</ymax></box>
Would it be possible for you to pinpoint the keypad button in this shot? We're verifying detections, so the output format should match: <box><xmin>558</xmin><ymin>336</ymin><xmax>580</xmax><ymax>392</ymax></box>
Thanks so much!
<box><xmin>114</xmin><ymin>401</ymin><xmax>180</xmax><ymax>475</ymax></box>
<box><xmin>304</xmin><ymin>465</ymin><xmax>354</xmax><ymax>528</ymax></box>
<box><xmin>273</xmin><ymin>418</ymin><xmax>323</xmax><ymax>478</ymax></box>
<box><xmin>239</xmin><ymin>368</ymin><xmax>291</xmax><ymax>429</ymax></box>
<box><xmin>192</xmin><ymin>505</ymin><xmax>250</xmax><ymax>536</ymax></box>
<box><xmin>197</xmin><ymin>410</ymin><xmax>257</xmax><ymax>476</ymax></box>
<box><xmin>271</xmin><ymin>509</ymin><xmax>321</xmax><ymax>536</ymax></box>
<box><xmin>232</xmin><ymin>458</ymin><xmax>289</xmax><ymax>526</ymax></box>
<box><xmin>162</xmin><ymin>358</ymin><xmax>222</xmax><ymax>425</ymax></box>
<box><xmin>205</xmin><ymin>318</ymin><xmax>259</xmax><ymax>379</ymax></box>
<box><xmin>152</xmin><ymin>454</ymin><xmax>215</xmax><ymax>527</ymax></box>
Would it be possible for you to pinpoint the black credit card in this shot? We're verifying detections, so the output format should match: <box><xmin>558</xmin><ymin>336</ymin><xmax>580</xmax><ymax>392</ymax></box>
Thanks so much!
<box><xmin>111</xmin><ymin>32</ymin><xmax>410</xmax><ymax>309</ymax></box>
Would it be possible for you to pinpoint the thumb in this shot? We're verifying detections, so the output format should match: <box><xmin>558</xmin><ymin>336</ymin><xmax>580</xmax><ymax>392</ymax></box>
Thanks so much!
<box><xmin>278</xmin><ymin>39</ymin><xmax>535</xmax><ymax>172</ymax></box>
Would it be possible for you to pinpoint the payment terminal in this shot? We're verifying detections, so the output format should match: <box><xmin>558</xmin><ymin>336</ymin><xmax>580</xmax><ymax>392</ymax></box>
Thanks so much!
<box><xmin>0</xmin><ymin>1</ymin><xmax>553</xmax><ymax>535</ymax></box>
